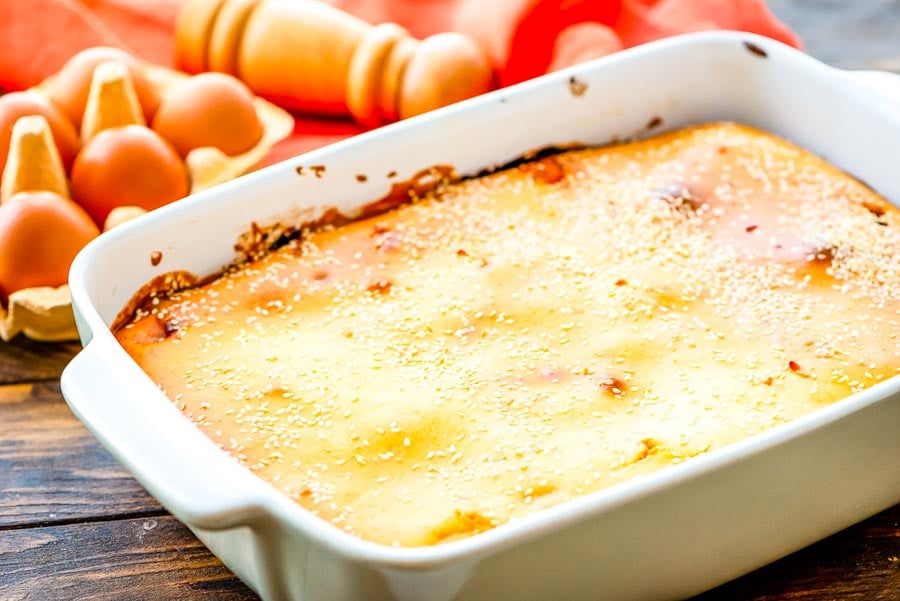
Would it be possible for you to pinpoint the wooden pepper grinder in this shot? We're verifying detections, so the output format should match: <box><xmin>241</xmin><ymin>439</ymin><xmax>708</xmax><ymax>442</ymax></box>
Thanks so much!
<box><xmin>175</xmin><ymin>0</ymin><xmax>495</xmax><ymax>126</ymax></box>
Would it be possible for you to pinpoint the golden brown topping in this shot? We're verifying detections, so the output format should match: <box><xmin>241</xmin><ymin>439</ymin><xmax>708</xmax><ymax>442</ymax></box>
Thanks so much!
<box><xmin>520</xmin><ymin>155</ymin><xmax>565</xmax><ymax>185</ymax></box>
<box><xmin>366</xmin><ymin>279</ymin><xmax>393</xmax><ymax>294</ymax></box>
<box><xmin>373</xmin><ymin>229</ymin><xmax>401</xmax><ymax>252</ymax></box>
<box><xmin>115</xmin><ymin>123</ymin><xmax>900</xmax><ymax>547</ymax></box>
<box><xmin>633</xmin><ymin>438</ymin><xmax>660</xmax><ymax>463</ymax></box>
<box><xmin>596</xmin><ymin>375</ymin><xmax>627</xmax><ymax>396</ymax></box>
<box><xmin>428</xmin><ymin>510</ymin><xmax>495</xmax><ymax>544</ymax></box>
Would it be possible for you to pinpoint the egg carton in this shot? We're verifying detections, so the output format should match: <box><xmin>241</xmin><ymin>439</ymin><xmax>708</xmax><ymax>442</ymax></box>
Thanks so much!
<box><xmin>0</xmin><ymin>53</ymin><xmax>294</xmax><ymax>343</ymax></box>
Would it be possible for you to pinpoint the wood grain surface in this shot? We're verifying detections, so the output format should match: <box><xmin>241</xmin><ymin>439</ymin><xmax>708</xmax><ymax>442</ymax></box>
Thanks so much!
<box><xmin>1</xmin><ymin>2</ymin><xmax>899</xmax><ymax>600</ymax></box>
<box><xmin>0</xmin><ymin>339</ymin><xmax>79</xmax><ymax>385</ymax></box>
<box><xmin>0</xmin><ymin>516</ymin><xmax>249</xmax><ymax>601</ymax></box>
<box><xmin>0</xmin><ymin>381</ymin><xmax>161</xmax><ymax>528</ymax></box>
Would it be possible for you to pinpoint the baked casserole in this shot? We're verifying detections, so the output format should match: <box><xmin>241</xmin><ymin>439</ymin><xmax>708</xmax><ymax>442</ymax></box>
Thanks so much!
<box><xmin>115</xmin><ymin>123</ymin><xmax>900</xmax><ymax>547</ymax></box>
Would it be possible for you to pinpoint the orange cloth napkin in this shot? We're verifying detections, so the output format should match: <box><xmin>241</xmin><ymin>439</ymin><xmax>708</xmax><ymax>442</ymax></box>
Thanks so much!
<box><xmin>0</xmin><ymin>0</ymin><xmax>800</xmax><ymax>163</ymax></box>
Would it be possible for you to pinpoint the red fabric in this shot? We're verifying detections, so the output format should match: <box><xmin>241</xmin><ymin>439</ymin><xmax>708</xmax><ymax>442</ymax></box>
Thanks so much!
<box><xmin>547</xmin><ymin>22</ymin><xmax>624</xmax><ymax>73</ymax></box>
<box><xmin>0</xmin><ymin>0</ymin><xmax>800</xmax><ymax>165</ymax></box>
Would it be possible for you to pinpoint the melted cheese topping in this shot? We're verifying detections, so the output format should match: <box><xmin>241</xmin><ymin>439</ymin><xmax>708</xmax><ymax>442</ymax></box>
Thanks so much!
<box><xmin>116</xmin><ymin>124</ymin><xmax>900</xmax><ymax>547</ymax></box>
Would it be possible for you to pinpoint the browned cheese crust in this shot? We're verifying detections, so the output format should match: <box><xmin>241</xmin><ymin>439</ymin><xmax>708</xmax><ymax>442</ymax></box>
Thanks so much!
<box><xmin>116</xmin><ymin>124</ymin><xmax>900</xmax><ymax>547</ymax></box>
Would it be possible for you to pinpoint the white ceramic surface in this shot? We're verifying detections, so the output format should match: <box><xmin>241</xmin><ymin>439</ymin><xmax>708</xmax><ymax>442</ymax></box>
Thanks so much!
<box><xmin>62</xmin><ymin>32</ymin><xmax>900</xmax><ymax>601</ymax></box>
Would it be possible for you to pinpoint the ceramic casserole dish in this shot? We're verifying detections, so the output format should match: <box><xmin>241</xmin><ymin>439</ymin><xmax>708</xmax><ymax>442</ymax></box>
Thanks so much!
<box><xmin>61</xmin><ymin>32</ymin><xmax>900</xmax><ymax>601</ymax></box>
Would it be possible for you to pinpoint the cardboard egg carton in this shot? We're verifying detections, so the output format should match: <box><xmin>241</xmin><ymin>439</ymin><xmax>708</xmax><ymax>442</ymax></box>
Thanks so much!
<box><xmin>0</xmin><ymin>286</ymin><xmax>78</xmax><ymax>342</ymax></box>
<box><xmin>0</xmin><ymin>54</ymin><xmax>294</xmax><ymax>342</ymax></box>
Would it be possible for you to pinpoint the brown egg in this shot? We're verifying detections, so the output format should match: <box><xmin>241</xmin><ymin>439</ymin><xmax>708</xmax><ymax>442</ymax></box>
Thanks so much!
<box><xmin>70</xmin><ymin>125</ymin><xmax>189</xmax><ymax>226</ymax></box>
<box><xmin>47</xmin><ymin>46</ymin><xmax>161</xmax><ymax>128</ymax></box>
<box><xmin>0</xmin><ymin>91</ymin><xmax>80</xmax><ymax>175</ymax></box>
<box><xmin>0</xmin><ymin>191</ymin><xmax>100</xmax><ymax>301</ymax></box>
<box><xmin>152</xmin><ymin>72</ymin><xmax>263</xmax><ymax>157</ymax></box>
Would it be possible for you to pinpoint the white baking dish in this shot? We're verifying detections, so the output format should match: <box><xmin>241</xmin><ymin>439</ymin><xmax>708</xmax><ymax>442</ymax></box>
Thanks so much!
<box><xmin>61</xmin><ymin>32</ymin><xmax>900</xmax><ymax>601</ymax></box>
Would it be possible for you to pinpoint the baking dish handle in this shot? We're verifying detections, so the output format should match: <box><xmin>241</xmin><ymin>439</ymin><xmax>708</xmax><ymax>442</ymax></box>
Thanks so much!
<box><xmin>848</xmin><ymin>69</ymin><xmax>900</xmax><ymax>112</ymax></box>
<box><xmin>61</xmin><ymin>337</ymin><xmax>267</xmax><ymax>531</ymax></box>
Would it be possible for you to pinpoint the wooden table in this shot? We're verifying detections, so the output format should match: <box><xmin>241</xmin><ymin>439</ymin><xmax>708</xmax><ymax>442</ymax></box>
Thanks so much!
<box><xmin>1</xmin><ymin>2</ymin><xmax>899</xmax><ymax>599</ymax></box>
